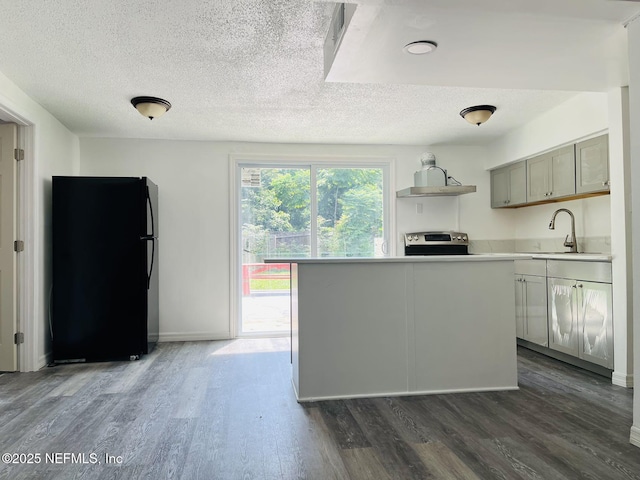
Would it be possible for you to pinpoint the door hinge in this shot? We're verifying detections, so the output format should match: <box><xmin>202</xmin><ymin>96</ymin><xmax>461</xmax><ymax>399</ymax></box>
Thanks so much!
<box><xmin>14</xmin><ymin>148</ymin><xmax>24</xmax><ymax>161</ymax></box>
<box><xmin>14</xmin><ymin>332</ymin><xmax>24</xmax><ymax>345</ymax></box>
<box><xmin>14</xmin><ymin>240</ymin><xmax>24</xmax><ymax>252</ymax></box>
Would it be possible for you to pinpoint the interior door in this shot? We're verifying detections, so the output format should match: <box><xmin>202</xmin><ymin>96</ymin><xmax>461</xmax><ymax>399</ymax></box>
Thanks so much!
<box><xmin>0</xmin><ymin>124</ymin><xmax>17</xmax><ymax>371</ymax></box>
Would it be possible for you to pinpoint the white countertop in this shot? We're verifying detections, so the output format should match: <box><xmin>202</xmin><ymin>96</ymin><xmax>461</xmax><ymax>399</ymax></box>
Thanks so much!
<box><xmin>265</xmin><ymin>254</ymin><xmax>527</xmax><ymax>264</ymax></box>
<box><xmin>265</xmin><ymin>252</ymin><xmax>612</xmax><ymax>264</ymax></box>
<box><xmin>509</xmin><ymin>252</ymin><xmax>612</xmax><ymax>262</ymax></box>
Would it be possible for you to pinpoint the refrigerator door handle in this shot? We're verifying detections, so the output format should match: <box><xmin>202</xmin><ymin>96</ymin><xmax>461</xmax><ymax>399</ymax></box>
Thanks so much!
<box><xmin>142</xmin><ymin>187</ymin><xmax>157</xmax><ymax>290</ymax></box>
<box><xmin>147</xmin><ymin>238</ymin><xmax>155</xmax><ymax>290</ymax></box>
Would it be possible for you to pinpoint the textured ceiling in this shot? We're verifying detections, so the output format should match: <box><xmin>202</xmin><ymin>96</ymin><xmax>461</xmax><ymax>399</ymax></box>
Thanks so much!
<box><xmin>0</xmin><ymin>0</ymin><xmax>637</xmax><ymax>145</ymax></box>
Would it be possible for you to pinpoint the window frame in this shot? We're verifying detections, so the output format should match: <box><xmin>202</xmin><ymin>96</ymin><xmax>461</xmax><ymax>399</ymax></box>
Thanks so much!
<box><xmin>229</xmin><ymin>154</ymin><xmax>395</xmax><ymax>338</ymax></box>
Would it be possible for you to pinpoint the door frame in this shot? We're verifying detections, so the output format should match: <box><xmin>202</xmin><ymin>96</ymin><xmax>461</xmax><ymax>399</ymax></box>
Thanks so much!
<box><xmin>0</xmin><ymin>103</ymin><xmax>35</xmax><ymax>372</ymax></box>
<box><xmin>229</xmin><ymin>153</ymin><xmax>395</xmax><ymax>339</ymax></box>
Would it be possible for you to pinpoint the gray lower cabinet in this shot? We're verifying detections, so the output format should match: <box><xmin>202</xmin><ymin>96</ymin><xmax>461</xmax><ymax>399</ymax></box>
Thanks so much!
<box><xmin>514</xmin><ymin>260</ymin><xmax>548</xmax><ymax>347</ymax></box>
<box><xmin>547</xmin><ymin>277</ymin><xmax>579</xmax><ymax>355</ymax></box>
<box><xmin>515</xmin><ymin>274</ymin><xmax>548</xmax><ymax>346</ymax></box>
<box><xmin>547</xmin><ymin>260</ymin><xmax>613</xmax><ymax>369</ymax></box>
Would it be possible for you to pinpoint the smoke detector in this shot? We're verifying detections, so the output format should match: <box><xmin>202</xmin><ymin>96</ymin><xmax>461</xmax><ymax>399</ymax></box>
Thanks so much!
<box><xmin>403</xmin><ymin>41</ymin><xmax>438</xmax><ymax>55</ymax></box>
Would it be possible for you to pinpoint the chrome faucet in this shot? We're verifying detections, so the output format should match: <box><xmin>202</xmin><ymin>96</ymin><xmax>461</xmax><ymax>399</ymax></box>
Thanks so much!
<box><xmin>549</xmin><ymin>208</ymin><xmax>578</xmax><ymax>253</ymax></box>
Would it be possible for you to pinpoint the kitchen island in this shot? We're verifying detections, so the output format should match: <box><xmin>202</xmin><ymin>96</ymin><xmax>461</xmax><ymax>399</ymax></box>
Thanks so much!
<box><xmin>266</xmin><ymin>254</ymin><xmax>524</xmax><ymax>402</ymax></box>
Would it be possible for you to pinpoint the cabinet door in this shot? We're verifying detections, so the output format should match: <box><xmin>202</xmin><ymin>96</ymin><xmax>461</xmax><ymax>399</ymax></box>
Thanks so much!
<box><xmin>577</xmin><ymin>281</ymin><xmax>613</xmax><ymax>369</ymax></box>
<box><xmin>576</xmin><ymin>135</ymin><xmax>609</xmax><ymax>194</ymax></box>
<box><xmin>515</xmin><ymin>276</ymin><xmax>524</xmax><ymax>339</ymax></box>
<box><xmin>508</xmin><ymin>162</ymin><xmax>527</xmax><ymax>206</ymax></box>
<box><xmin>491</xmin><ymin>167</ymin><xmax>510</xmax><ymax>208</ymax></box>
<box><xmin>549</xmin><ymin>145</ymin><xmax>576</xmax><ymax>199</ymax></box>
<box><xmin>523</xmin><ymin>275</ymin><xmax>548</xmax><ymax>347</ymax></box>
<box><xmin>527</xmin><ymin>153</ymin><xmax>550</xmax><ymax>203</ymax></box>
<box><xmin>548</xmin><ymin>277</ymin><xmax>578</xmax><ymax>356</ymax></box>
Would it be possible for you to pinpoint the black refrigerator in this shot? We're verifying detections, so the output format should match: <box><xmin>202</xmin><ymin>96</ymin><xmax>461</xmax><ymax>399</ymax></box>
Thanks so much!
<box><xmin>52</xmin><ymin>176</ymin><xmax>159</xmax><ymax>362</ymax></box>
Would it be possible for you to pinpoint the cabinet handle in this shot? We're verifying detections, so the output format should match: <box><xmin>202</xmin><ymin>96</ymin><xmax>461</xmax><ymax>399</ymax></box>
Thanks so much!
<box><xmin>602</xmin><ymin>181</ymin><xmax>610</xmax><ymax>187</ymax></box>
<box><xmin>577</xmin><ymin>283</ymin><xmax>583</xmax><ymax>288</ymax></box>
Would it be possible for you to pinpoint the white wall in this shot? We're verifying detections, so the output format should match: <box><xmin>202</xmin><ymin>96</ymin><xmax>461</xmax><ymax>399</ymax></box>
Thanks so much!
<box><xmin>626</xmin><ymin>17</ymin><xmax>640</xmax><ymax>448</ymax></box>
<box><xmin>512</xmin><ymin>196</ymin><xmax>611</xmax><ymax>243</ymax></box>
<box><xmin>486</xmin><ymin>91</ymin><xmax>614</xmax><ymax>253</ymax></box>
<box><xmin>486</xmin><ymin>92</ymin><xmax>613</xmax><ymax>252</ymax></box>
<box><xmin>486</xmin><ymin>92</ymin><xmax>609</xmax><ymax>170</ymax></box>
<box><xmin>608</xmin><ymin>87</ymin><xmax>634</xmax><ymax>389</ymax></box>
<box><xmin>79</xmin><ymin>139</ymin><xmax>232</xmax><ymax>341</ymax></box>
<box><xmin>485</xmin><ymin>87</ymin><xmax>637</xmax><ymax>392</ymax></box>
<box><xmin>395</xmin><ymin>145</ymin><xmax>516</xmax><ymax>255</ymax></box>
<box><xmin>79</xmin><ymin>139</ymin><xmax>503</xmax><ymax>340</ymax></box>
<box><xmin>0</xmin><ymin>70</ymin><xmax>79</xmax><ymax>370</ymax></box>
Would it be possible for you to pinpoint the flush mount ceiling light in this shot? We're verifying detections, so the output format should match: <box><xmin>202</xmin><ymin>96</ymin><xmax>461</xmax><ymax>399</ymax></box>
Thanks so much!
<box><xmin>459</xmin><ymin>105</ymin><xmax>497</xmax><ymax>126</ymax></box>
<box><xmin>131</xmin><ymin>96</ymin><xmax>172</xmax><ymax>120</ymax></box>
<box><xmin>403</xmin><ymin>40</ymin><xmax>438</xmax><ymax>55</ymax></box>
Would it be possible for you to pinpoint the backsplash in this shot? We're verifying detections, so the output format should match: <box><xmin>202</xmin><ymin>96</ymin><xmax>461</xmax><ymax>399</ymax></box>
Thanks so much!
<box><xmin>469</xmin><ymin>237</ymin><xmax>611</xmax><ymax>254</ymax></box>
<box><xmin>468</xmin><ymin>239</ymin><xmax>516</xmax><ymax>253</ymax></box>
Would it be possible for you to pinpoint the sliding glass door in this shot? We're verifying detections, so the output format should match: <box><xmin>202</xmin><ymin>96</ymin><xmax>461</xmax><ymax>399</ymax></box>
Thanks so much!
<box><xmin>240</xmin><ymin>167</ymin><xmax>310</xmax><ymax>334</ymax></box>
<box><xmin>237</xmin><ymin>161</ymin><xmax>390</xmax><ymax>335</ymax></box>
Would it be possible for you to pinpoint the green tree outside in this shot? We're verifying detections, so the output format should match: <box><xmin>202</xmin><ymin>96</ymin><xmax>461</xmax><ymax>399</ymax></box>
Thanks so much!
<box><xmin>242</xmin><ymin>167</ymin><xmax>383</xmax><ymax>260</ymax></box>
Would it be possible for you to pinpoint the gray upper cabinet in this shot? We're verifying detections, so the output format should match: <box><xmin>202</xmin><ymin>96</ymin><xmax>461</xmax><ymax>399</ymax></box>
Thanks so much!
<box><xmin>575</xmin><ymin>134</ymin><xmax>609</xmax><ymax>194</ymax></box>
<box><xmin>527</xmin><ymin>145</ymin><xmax>576</xmax><ymax>203</ymax></box>
<box><xmin>527</xmin><ymin>153</ymin><xmax>550</xmax><ymax>203</ymax></box>
<box><xmin>491</xmin><ymin>161</ymin><xmax>526</xmax><ymax>208</ymax></box>
<box><xmin>491</xmin><ymin>134</ymin><xmax>609</xmax><ymax>209</ymax></box>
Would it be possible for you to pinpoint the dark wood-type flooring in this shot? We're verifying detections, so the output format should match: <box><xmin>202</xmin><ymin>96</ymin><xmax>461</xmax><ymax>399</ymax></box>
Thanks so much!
<box><xmin>0</xmin><ymin>339</ymin><xmax>638</xmax><ymax>479</ymax></box>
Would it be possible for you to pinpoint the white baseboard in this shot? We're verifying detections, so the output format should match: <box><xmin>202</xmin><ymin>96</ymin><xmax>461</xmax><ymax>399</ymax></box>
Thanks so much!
<box><xmin>612</xmin><ymin>371</ymin><xmax>634</xmax><ymax>388</ymax></box>
<box><xmin>295</xmin><ymin>385</ymin><xmax>520</xmax><ymax>403</ymax></box>
<box><xmin>158</xmin><ymin>332</ymin><xmax>231</xmax><ymax>342</ymax></box>
<box><xmin>630</xmin><ymin>426</ymin><xmax>640</xmax><ymax>448</ymax></box>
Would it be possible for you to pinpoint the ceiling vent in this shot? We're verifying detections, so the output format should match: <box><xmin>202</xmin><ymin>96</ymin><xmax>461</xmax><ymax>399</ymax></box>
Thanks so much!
<box><xmin>331</xmin><ymin>4</ymin><xmax>346</xmax><ymax>50</ymax></box>
<box><xmin>323</xmin><ymin>3</ymin><xmax>357</xmax><ymax>79</ymax></box>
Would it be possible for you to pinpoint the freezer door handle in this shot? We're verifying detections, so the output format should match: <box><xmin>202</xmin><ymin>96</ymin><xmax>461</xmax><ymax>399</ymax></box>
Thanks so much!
<box><xmin>143</xmin><ymin>187</ymin><xmax>157</xmax><ymax>290</ymax></box>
